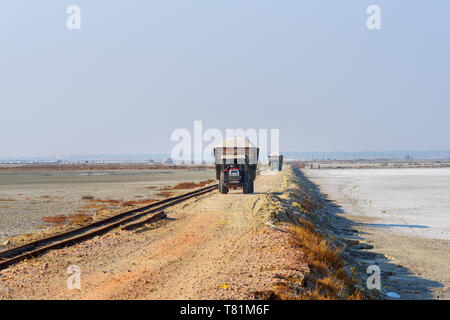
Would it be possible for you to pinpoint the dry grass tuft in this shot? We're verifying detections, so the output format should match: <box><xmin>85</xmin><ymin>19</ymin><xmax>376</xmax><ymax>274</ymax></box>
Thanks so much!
<box><xmin>276</xmin><ymin>220</ymin><xmax>365</xmax><ymax>300</ymax></box>
<box><xmin>317</xmin><ymin>277</ymin><xmax>343</xmax><ymax>296</ymax></box>
<box><xmin>70</xmin><ymin>213</ymin><xmax>92</xmax><ymax>224</ymax></box>
<box><xmin>0</xmin><ymin>198</ymin><xmax>16</xmax><ymax>202</ymax></box>
<box><xmin>81</xmin><ymin>203</ymin><xmax>106</xmax><ymax>210</ymax></box>
<box><xmin>301</xmin><ymin>198</ymin><xmax>319</xmax><ymax>213</ymax></box>
<box><xmin>42</xmin><ymin>215</ymin><xmax>66</xmax><ymax>224</ymax></box>
<box><xmin>251</xmin><ymin>290</ymin><xmax>280</xmax><ymax>300</ymax></box>
<box><xmin>89</xmin><ymin>199</ymin><xmax>121</xmax><ymax>204</ymax></box>
<box><xmin>121</xmin><ymin>200</ymin><xmax>136</xmax><ymax>207</ymax></box>
<box><xmin>134</xmin><ymin>199</ymin><xmax>158</xmax><ymax>205</ymax></box>
<box><xmin>81</xmin><ymin>197</ymin><xmax>157</xmax><ymax>209</ymax></box>
<box><xmin>293</xmin><ymin>222</ymin><xmax>342</xmax><ymax>270</ymax></box>
<box><xmin>157</xmin><ymin>191</ymin><xmax>173</xmax><ymax>198</ymax></box>
<box><xmin>93</xmin><ymin>208</ymin><xmax>111</xmax><ymax>219</ymax></box>
<box><xmin>292</xmin><ymin>190</ymin><xmax>322</xmax><ymax>214</ymax></box>
<box><xmin>171</xmin><ymin>180</ymin><xmax>215</xmax><ymax>190</ymax></box>
<box><xmin>40</xmin><ymin>195</ymin><xmax>52</xmax><ymax>199</ymax></box>
<box><xmin>42</xmin><ymin>213</ymin><xmax>92</xmax><ymax>225</ymax></box>
<box><xmin>81</xmin><ymin>195</ymin><xmax>95</xmax><ymax>200</ymax></box>
<box><xmin>121</xmin><ymin>199</ymin><xmax>157</xmax><ymax>207</ymax></box>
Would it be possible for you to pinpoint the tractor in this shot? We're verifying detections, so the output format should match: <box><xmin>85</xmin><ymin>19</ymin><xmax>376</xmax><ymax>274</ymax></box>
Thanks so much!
<box><xmin>213</xmin><ymin>137</ymin><xmax>259</xmax><ymax>194</ymax></box>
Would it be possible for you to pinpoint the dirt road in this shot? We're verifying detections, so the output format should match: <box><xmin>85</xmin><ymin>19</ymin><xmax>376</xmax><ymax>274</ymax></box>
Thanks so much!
<box><xmin>0</xmin><ymin>168</ymin><xmax>307</xmax><ymax>299</ymax></box>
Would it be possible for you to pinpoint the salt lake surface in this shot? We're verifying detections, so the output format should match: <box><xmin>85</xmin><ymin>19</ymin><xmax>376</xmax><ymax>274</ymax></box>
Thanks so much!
<box><xmin>0</xmin><ymin>169</ymin><xmax>215</xmax><ymax>242</ymax></box>
<box><xmin>307</xmin><ymin>168</ymin><xmax>450</xmax><ymax>240</ymax></box>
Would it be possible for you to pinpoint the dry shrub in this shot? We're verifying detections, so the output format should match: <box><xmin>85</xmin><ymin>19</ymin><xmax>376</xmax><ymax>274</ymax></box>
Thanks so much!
<box><xmin>121</xmin><ymin>199</ymin><xmax>157</xmax><ymax>207</ymax></box>
<box><xmin>40</xmin><ymin>195</ymin><xmax>52</xmax><ymax>199</ymax></box>
<box><xmin>93</xmin><ymin>208</ymin><xmax>111</xmax><ymax>219</ymax></box>
<box><xmin>172</xmin><ymin>179</ymin><xmax>215</xmax><ymax>190</ymax></box>
<box><xmin>292</xmin><ymin>221</ymin><xmax>341</xmax><ymax>269</ymax></box>
<box><xmin>347</xmin><ymin>290</ymin><xmax>365</xmax><ymax>300</ymax></box>
<box><xmin>252</xmin><ymin>290</ymin><xmax>280</xmax><ymax>300</ymax></box>
<box><xmin>277</xmin><ymin>219</ymin><xmax>365</xmax><ymax>300</ymax></box>
<box><xmin>42</xmin><ymin>213</ymin><xmax>92</xmax><ymax>225</ymax></box>
<box><xmin>157</xmin><ymin>191</ymin><xmax>173</xmax><ymax>198</ymax></box>
<box><xmin>70</xmin><ymin>213</ymin><xmax>92</xmax><ymax>224</ymax></box>
<box><xmin>121</xmin><ymin>201</ymin><xmax>136</xmax><ymax>207</ymax></box>
<box><xmin>81</xmin><ymin>195</ymin><xmax>95</xmax><ymax>200</ymax></box>
<box><xmin>301</xmin><ymin>198</ymin><xmax>319</xmax><ymax>213</ymax></box>
<box><xmin>0</xmin><ymin>198</ymin><xmax>16</xmax><ymax>202</ymax></box>
<box><xmin>90</xmin><ymin>199</ymin><xmax>121</xmax><ymax>204</ymax></box>
<box><xmin>172</xmin><ymin>182</ymin><xmax>200</xmax><ymax>190</ymax></box>
<box><xmin>42</xmin><ymin>215</ymin><xmax>67</xmax><ymax>224</ymax></box>
<box><xmin>298</xmin><ymin>288</ymin><xmax>330</xmax><ymax>300</ymax></box>
<box><xmin>81</xmin><ymin>203</ymin><xmax>106</xmax><ymax>209</ymax></box>
<box><xmin>292</xmin><ymin>190</ymin><xmax>322</xmax><ymax>214</ymax></box>
<box><xmin>82</xmin><ymin>198</ymin><xmax>157</xmax><ymax>208</ymax></box>
<box><xmin>317</xmin><ymin>277</ymin><xmax>343</xmax><ymax>296</ymax></box>
<box><xmin>133</xmin><ymin>199</ymin><xmax>157</xmax><ymax>205</ymax></box>
<box><xmin>291</xmin><ymin>224</ymin><xmax>342</xmax><ymax>276</ymax></box>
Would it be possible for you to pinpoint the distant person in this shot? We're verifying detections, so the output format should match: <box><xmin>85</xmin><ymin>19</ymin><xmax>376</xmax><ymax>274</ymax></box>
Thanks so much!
<box><xmin>310</xmin><ymin>164</ymin><xmax>313</xmax><ymax>169</ymax></box>
<box><xmin>318</xmin><ymin>164</ymin><xmax>321</xmax><ymax>169</ymax></box>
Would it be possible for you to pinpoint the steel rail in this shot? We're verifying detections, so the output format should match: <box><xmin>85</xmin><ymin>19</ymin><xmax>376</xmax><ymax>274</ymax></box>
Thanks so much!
<box><xmin>0</xmin><ymin>184</ymin><xmax>218</xmax><ymax>270</ymax></box>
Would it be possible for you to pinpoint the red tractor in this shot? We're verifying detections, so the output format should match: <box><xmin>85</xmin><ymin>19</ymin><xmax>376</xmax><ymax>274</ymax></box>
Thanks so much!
<box><xmin>213</xmin><ymin>137</ymin><xmax>259</xmax><ymax>194</ymax></box>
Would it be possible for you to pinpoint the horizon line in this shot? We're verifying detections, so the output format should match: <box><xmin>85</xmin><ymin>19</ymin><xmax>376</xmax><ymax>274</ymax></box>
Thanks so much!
<box><xmin>1</xmin><ymin>149</ymin><xmax>450</xmax><ymax>162</ymax></box>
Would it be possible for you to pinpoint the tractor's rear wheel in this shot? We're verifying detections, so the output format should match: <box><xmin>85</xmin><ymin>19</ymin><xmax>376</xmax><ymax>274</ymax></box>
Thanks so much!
<box><xmin>219</xmin><ymin>172</ymin><xmax>228</xmax><ymax>194</ymax></box>
<box><xmin>248</xmin><ymin>179</ymin><xmax>254</xmax><ymax>194</ymax></box>
<box><xmin>242</xmin><ymin>172</ymin><xmax>249</xmax><ymax>194</ymax></box>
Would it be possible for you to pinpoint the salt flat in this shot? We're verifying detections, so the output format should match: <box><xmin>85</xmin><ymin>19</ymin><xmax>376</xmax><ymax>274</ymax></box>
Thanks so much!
<box><xmin>305</xmin><ymin>168</ymin><xmax>450</xmax><ymax>299</ymax></box>
<box><xmin>308</xmin><ymin>168</ymin><xmax>450</xmax><ymax>240</ymax></box>
<box><xmin>0</xmin><ymin>169</ymin><xmax>215</xmax><ymax>242</ymax></box>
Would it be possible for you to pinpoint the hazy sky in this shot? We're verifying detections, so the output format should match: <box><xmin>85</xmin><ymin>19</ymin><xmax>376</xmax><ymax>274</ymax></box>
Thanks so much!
<box><xmin>1</xmin><ymin>1</ymin><xmax>449</xmax><ymax>157</ymax></box>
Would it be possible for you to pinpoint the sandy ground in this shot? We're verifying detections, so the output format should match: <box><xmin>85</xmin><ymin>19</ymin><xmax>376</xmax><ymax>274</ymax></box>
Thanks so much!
<box><xmin>304</xmin><ymin>168</ymin><xmax>450</xmax><ymax>299</ymax></box>
<box><xmin>0</xmin><ymin>167</ymin><xmax>308</xmax><ymax>299</ymax></box>
<box><xmin>0</xmin><ymin>169</ymin><xmax>214</xmax><ymax>243</ymax></box>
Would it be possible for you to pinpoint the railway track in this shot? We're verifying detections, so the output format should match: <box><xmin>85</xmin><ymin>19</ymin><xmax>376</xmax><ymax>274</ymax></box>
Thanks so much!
<box><xmin>0</xmin><ymin>184</ymin><xmax>218</xmax><ymax>271</ymax></box>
